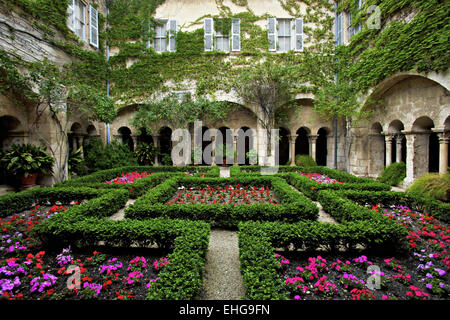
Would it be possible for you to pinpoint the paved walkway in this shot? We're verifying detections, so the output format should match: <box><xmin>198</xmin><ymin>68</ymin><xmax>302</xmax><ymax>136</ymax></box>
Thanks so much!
<box><xmin>109</xmin><ymin>199</ymin><xmax>136</xmax><ymax>221</ymax></box>
<box><xmin>198</xmin><ymin>229</ymin><xmax>246</xmax><ymax>300</ymax></box>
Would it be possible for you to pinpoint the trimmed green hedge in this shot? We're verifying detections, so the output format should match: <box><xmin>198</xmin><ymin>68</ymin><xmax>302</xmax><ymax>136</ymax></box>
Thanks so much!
<box><xmin>238</xmin><ymin>222</ymin><xmax>288</xmax><ymax>300</ymax></box>
<box><xmin>56</xmin><ymin>165</ymin><xmax>219</xmax><ymax>186</ymax></box>
<box><xmin>0</xmin><ymin>186</ymin><xmax>108</xmax><ymax>218</ymax></box>
<box><xmin>30</xmin><ymin>187</ymin><xmax>210</xmax><ymax>300</ymax></box>
<box><xmin>334</xmin><ymin>190</ymin><xmax>450</xmax><ymax>224</ymax></box>
<box><xmin>125</xmin><ymin>175</ymin><xmax>319</xmax><ymax>227</ymax></box>
<box><xmin>377</xmin><ymin>162</ymin><xmax>406</xmax><ymax>186</ymax></box>
<box><xmin>283</xmin><ymin>172</ymin><xmax>390</xmax><ymax>201</ymax></box>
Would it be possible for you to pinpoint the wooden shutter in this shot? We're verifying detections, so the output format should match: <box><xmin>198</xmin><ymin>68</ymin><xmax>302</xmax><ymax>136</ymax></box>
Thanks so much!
<box><xmin>267</xmin><ymin>17</ymin><xmax>277</xmax><ymax>52</ymax></box>
<box><xmin>231</xmin><ymin>18</ymin><xmax>240</xmax><ymax>52</ymax></box>
<box><xmin>204</xmin><ymin>18</ymin><xmax>213</xmax><ymax>52</ymax></box>
<box><xmin>89</xmin><ymin>5</ymin><xmax>99</xmax><ymax>48</ymax></box>
<box><xmin>294</xmin><ymin>18</ymin><xmax>303</xmax><ymax>52</ymax></box>
<box><xmin>167</xmin><ymin>19</ymin><xmax>177</xmax><ymax>52</ymax></box>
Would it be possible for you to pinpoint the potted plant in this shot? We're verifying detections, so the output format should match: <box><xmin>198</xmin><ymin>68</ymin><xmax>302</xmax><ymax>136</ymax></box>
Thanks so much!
<box><xmin>1</xmin><ymin>143</ymin><xmax>54</xmax><ymax>189</ymax></box>
<box><xmin>246</xmin><ymin>149</ymin><xmax>258</xmax><ymax>165</ymax></box>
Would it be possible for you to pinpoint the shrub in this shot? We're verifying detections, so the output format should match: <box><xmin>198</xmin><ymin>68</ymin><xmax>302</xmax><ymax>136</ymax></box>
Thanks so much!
<box><xmin>295</xmin><ymin>155</ymin><xmax>317</xmax><ymax>167</ymax></box>
<box><xmin>407</xmin><ymin>173</ymin><xmax>450</xmax><ymax>203</ymax></box>
<box><xmin>377</xmin><ymin>162</ymin><xmax>406</xmax><ymax>186</ymax></box>
<box><xmin>83</xmin><ymin>138</ymin><xmax>137</xmax><ymax>172</ymax></box>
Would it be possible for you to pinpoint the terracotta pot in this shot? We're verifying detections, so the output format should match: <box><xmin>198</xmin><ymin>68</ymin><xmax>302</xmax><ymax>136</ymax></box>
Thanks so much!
<box><xmin>21</xmin><ymin>173</ymin><xmax>38</xmax><ymax>188</ymax></box>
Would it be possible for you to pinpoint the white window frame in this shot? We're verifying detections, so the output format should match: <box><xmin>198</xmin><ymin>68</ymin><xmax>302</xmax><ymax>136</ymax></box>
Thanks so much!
<box><xmin>68</xmin><ymin>0</ymin><xmax>86</xmax><ymax>42</ymax></box>
<box><xmin>231</xmin><ymin>18</ymin><xmax>241</xmax><ymax>52</ymax></box>
<box><xmin>277</xmin><ymin>18</ymin><xmax>292</xmax><ymax>52</ymax></box>
<box><xmin>89</xmin><ymin>4</ymin><xmax>99</xmax><ymax>48</ymax></box>
<box><xmin>214</xmin><ymin>30</ymin><xmax>230</xmax><ymax>52</ymax></box>
<box><xmin>204</xmin><ymin>18</ymin><xmax>214</xmax><ymax>52</ymax></box>
<box><xmin>153</xmin><ymin>20</ymin><xmax>168</xmax><ymax>53</ymax></box>
<box><xmin>336</xmin><ymin>12</ymin><xmax>343</xmax><ymax>45</ymax></box>
<box><xmin>204</xmin><ymin>18</ymin><xmax>240</xmax><ymax>53</ymax></box>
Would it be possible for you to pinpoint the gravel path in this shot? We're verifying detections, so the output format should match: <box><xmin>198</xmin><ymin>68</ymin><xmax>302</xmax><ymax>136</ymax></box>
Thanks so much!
<box><xmin>198</xmin><ymin>228</ymin><xmax>246</xmax><ymax>300</ymax></box>
<box><xmin>109</xmin><ymin>199</ymin><xmax>136</xmax><ymax>221</ymax></box>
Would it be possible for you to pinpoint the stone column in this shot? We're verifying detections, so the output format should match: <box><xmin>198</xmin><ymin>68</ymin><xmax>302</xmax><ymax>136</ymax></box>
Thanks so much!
<box><xmin>288</xmin><ymin>134</ymin><xmax>297</xmax><ymax>166</ymax></box>
<box><xmin>308</xmin><ymin>135</ymin><xmax>318</xmax><ymax>163</ymax></box>
<box><xmin>131</xmin><ymin>135</ymin><xmax>138</xmax><ymax>152</ymax></box>
<box><xmin>403</xmin><ymin>131</ymin><xmax>415</xmax><ymax>186</ymax></box>
<box><xmin>233</xmin><ymin>133</ymin><xmax>238</xmax><ymax>166</ymax></box>
<box><xmin>154</xmin><ymin>134</ymin><xmax>160</xmax><ymax>166</ymax></box>
<box><xmin>438</xmin><ymin>133</ymin><xmax>449</xmax><ymax>175</ymax></box>
<box><xmin>384</xmin><ymin>134</ymin><xmax>394</xmax><ymax>167</ymax></box>
<box><xmin>395</xmin><ymin>135</ymin><xmax>403</xmax><ymax>163</ymax></box>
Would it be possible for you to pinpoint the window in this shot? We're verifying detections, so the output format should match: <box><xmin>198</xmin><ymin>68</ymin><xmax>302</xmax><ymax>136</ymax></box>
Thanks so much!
<box><xmin>215</xmin><ymin>31</ymin><xmax>229</xmax><ymax>52</ymax></box>
<box><xmin>348</xmin><ymin>0</ymin><xmax>361</xmax><ymax>39</ymax></box>
<box><xmin>277</xmin><ymin>19</ymin><xmax>291</xmax><ymax>52</ymax></box>
<box><xmin>68</xmin><ymin>0</ymin><xmax>86</xmax><ymax>41</ymax></box>
<box><xmin>150</xmin><ymin>20</ymin><xmax>177</xmax><ymax>53</ymax></box>
<box><xmin>89</xmin><ymin>5</ymin><xmax>98</xmax><ymax>48</ymax></box>
<box><xmin>204</xmin><ymin>18</ymin><xmax>240</xmax><ymax>52</ymax></box>
<box><xmin>268</xmin><ymin>18</ymin><xmax>303</xmax><ymax>52</ymax></box>
<box><xmin>336</xmin><ymin>12</ymin><xmax>343</xmax><ymax>45</ymax></box>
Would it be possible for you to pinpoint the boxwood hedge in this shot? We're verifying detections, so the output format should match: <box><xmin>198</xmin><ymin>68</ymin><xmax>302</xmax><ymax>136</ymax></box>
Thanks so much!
<box><xmin>27</xmin><ymin>187</ymin><xmax>211</xmax><ymax>300</ymax></box>
<box><xmin>125</xmin><ymin>175</ymin><xmax>319</xmax><ymax>227</ymax></box>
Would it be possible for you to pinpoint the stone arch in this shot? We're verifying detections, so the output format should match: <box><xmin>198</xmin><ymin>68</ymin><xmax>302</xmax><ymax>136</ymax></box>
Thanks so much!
<box><xmin>295</xmin><ymin>127</ymin><xmax>311</xmax><ymax>157</ymax></box>
<box><xmin>236</xmin><ymin>126</ymin><xmax>255</xmax><ymax>165</ymax></box>
<box><xmin>68</xmin><ymin>122</ymin><xmax>84</xmax><ymax>153</ymax></box>
<box><xmin>158</xmin><ymin>126</ymin><xmax>173</xmax><ymax>165</ymax></box>
<box><xmin>316</xmin><ymin>127</ymin><xmax>331</xmax><ymax>166</ymax></box>
<box><xmin>118</xmin><ymin>126</ymin><xmax>134</xmax><ymax>152</ymax></box>
<box><xmin>387</xmin><ymin>120</ymin><xmax>407</xmax><ymax>164</ymax></box>
<box><xmin>410</xmin><ymin>116</ymin><xmax>439</xmax><ymax>176</ymax></box>
<box><xmin>278</xmin><ymin>127</ymin><xmax>291</xmax><ymax>166</ymax></box>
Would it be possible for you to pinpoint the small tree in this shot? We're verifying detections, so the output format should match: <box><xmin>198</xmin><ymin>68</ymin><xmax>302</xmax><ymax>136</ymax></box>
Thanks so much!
<box><xmin>233</xmin><ymin>60</ymin><xmax>294</xmax><ymax>163</ymax></box>
<box><xmin>27</xmin><ymin>60</ymin><xmax>117</xmax><ymax>183</ymax></box>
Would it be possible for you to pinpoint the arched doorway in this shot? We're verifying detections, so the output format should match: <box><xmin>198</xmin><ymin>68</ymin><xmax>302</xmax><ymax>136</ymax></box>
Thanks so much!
<box><xmin>295</xmin><ymin>127</ymin><xmax>310</xmax><ymax>157</ymax></box>
<box><xmin>118</xmin><ymin>127</ymin><xmax>134</xmax><ymax>151</ymax></box>
<box><xmin>278</xmin><ymin>127</ymin><xmax>290</xmax><ymax>166</ymax></box>
<box><xmin>217</xmin><ymin>127</ymin><xmax>233</xmax><ymax>165</ymax></box>
<box><xmin>0</xmin><ymin>115</ymin><xmax>22</xmax><ymax>185</ymax></box>
<box><xmin>158</xmin><ymin>127</ymin><xmax>172</xmax><ymax>165</ymax></box>
<box><xmin>412</xmin><ymin>116</ymin><xmax>437</xmax><ymax>177</ymax></box>
<box><xmin>316</xmin><ymin>128</ymin><xmax>329</xmax><ymax>166</ymax></box>
<box><xmin>138</xmin><ymin>128</ymin><xmax>154</xmax><ymax>145</ymax></box>
<box><xmin>237</xmin><ymin>127</ymin><xmax>253</xmax><ymax>165</ymax></box>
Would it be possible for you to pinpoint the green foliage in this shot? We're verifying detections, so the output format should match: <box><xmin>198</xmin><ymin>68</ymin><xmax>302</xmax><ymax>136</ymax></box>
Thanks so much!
<box><xmin>407</xmin><ymin>173</ymin><xmax>450</xmax><ymax>203</ymax></box>
<box><xmin>134</xmin><ymin>143</ymin><xmax>157</xmax><ymax>165</ymax></box>
<box><xmin>83</xmin><ymin>138</ymin><xmax>137</xmax><ymax>172</ymax></box>
<box><xmin>377</xmin><ymin>162</ymin><xmax>406</xmax><ymax>187</ymax></box>
<box><xmin>1</xmin><ymin>143</ymin><xmax>54</xmax><ymax>177</ymax></box>
<box><xmin>131</xmin><ymin>92</ymin><xmax>234</xmax><ymax>132</ymax></box>
<box><xmin>125</xmin><ymin>175</ymin><xmax>319</xmax><ymax>227</ymax></box>
<box><xmin>295</xmin><ymin>154</ymin><xmax>317</xmax><ymax>167</ymax></box>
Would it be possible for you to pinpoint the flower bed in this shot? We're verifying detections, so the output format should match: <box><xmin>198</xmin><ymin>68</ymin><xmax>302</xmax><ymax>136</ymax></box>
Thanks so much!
<box><xmin>106</xmin><ymin>171</ymin><xmax>152</xmax><ymax>184</ymax></box>
<box><xmin>297</xmin><ymin>172</ymin><xmax>343</xmax><ymax>185</ymax></box>
<box><xmin>168</xmin><ymin>185</ymin><xmax>279</xmax><ymax>205</ymax></box>
<box><xmin>0</xmin><ymin>185</ymin><xmax>210</xmax><ymax>300</ymax></box>
<box><xmin>126</xmin><ymin>176</ymin><xmax>319</xmax><ymax>227</ymax></box>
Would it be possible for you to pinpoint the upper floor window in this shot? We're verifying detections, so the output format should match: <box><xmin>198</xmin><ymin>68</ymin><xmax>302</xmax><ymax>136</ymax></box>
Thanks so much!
<box><xmin>68</xmin><ymin>0</ymin><xmax>86</xmax><ymax>42</ymax></box>
<box><xmin>149</xmin><ymin>20</ymin><xmax>177</xmax><ymax>53</ymax></box>
<box><xmin>336</xmin><ymin>12</ymin><xmax>343</xmax><ymax>45</ymax></box>
<box><xmin>204</xmin><ymin>18</ymin><xmax>241</xmax><ymax>52</ymax></box>
<box><xmin>348</xmin><ymin>0</ymin><xmax>362</xmax><ymax>39</ymax></box>
<box><xmin>89</xmin><ymin>5</ymin><xmax>99</xmax><ymax>48</ymax></box>
<box><xmin>268</xmin><ymin>17</ymin><xmax>303</xmax><ymax>52</ymax></box>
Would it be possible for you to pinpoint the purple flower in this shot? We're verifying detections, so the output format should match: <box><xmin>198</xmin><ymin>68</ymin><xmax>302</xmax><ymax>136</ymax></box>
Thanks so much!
<box><xmin>435</xmin><ymin>268</ymin><xmax>446</xmax><ymax>276</ymax></box>
<box><xmin>426</xmin><ymin>283</ymin><xmax>433</xmax><ymax>290</ymax></box>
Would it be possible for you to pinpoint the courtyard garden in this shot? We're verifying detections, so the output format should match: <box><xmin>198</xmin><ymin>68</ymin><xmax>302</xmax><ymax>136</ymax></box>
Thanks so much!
<box><xmin>0</xmin><ymin>165</ymin><xmax>449</xmax><ymax>301</ymax></box>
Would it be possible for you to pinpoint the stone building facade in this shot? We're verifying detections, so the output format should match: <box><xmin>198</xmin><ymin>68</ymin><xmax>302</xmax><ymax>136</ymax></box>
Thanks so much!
<box><xmin>0</xmin><ymin>0</ymin><xmax>449</xmax><ymax>187</ymax></box>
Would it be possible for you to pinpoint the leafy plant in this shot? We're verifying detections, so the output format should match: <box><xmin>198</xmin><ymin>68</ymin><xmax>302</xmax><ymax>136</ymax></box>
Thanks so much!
<box><xmin>135</xmin><ymin>143</ymin><xmax>156</xmax><ymax>165</ymax></box>
<box><xmin>1</xmin><ymin>143</ymin><xmax>54</xmax><ymax>177</ymax></box>
<box><xmin>407</xmin><ymin>173</ymin><xmax>450</xmax><ymax>203</ymax></box>
<box><xmin>83</xmin><ymin>138</ymin><xmax>137</xmax><ymax>172</ymax></box>
<box><xmin>245</xmin><ymin>149</ymin><xmax>258</xmax><ymax>165</ymax></box>
<box><xmin>377</xmin><ymin>162</ymin><xmax>406</xmax><ymax>187</ymax></box>
<box><xmin>295</xmin><ymin>155</ymin><xmax>317</xmax><ymax>167</ymax></box>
